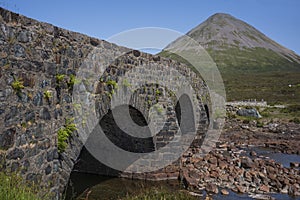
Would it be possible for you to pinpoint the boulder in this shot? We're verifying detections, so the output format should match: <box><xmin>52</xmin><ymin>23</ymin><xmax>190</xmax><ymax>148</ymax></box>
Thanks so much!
<box><xmin>241</xmin><ymin>157</ymin><xmax>255</xmax><ymax>169</ymax></box>
<box><xmin>206</xmin><ymin>183</ymin><xmax>219</xmax><ymax>194</ymax></box>
<box><xmin>221</xmin><ymin>189</ymin><xmax>229</xmax><ymax>195</ymax></box>
<box><xmin>259</xmin><ymin>185</ymin><xmax>270</xmax><ymax>193</ymax></box>
<box><xmin>237</xmin><ymin>108</ymin><xmax>262</xmax><ymax>118</ymax></box>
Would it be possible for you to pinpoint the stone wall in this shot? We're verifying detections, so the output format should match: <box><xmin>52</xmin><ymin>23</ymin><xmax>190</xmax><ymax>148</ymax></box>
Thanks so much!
<box><xmin>0</xmin><ymin>7</ymin><xmax>210</xmax><ymax>199</ymax></box>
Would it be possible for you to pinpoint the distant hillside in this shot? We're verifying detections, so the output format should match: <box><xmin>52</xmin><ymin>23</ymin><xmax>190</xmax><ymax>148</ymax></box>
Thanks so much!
<box><xmin>160</xmin><ymin>13</ymin><xmax>300</xmax><ymax>104</ymax></box>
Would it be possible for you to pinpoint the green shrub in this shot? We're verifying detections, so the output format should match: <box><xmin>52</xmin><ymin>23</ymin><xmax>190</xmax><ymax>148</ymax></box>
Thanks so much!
<box><xmin>227</xmin><ymin>112</ymin><xmax>236</xmax><ymax>119</ymax></box>
<box><xmin>257</xmin><ymin>120</ymin><xmax>264</xmax><ymax>127</ymax></box>
<box><xmin>58</xmin><ymin>118</ymin><xmax>77</xmax><ymax>153</ymax></box>
<box><xmin>242</xmin><ymin>119</ymin><xmax>250</xmax><ymax>124</ymax></box>
<box><xmin>0</xmin><ymin>171</ymin><xmax>48</xmax><ymax>200</ymax></box>
<box><xmin>290</xmin><ymin>117</ymin><xmax>300</xmax><ymax>124</ymax></box>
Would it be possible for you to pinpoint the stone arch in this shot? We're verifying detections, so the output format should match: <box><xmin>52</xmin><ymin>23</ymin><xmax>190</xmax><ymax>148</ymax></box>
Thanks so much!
<box><xmin>73</xmin><ymin>50</ymin><xmax>210</xmax><ymax>177</ymax></box>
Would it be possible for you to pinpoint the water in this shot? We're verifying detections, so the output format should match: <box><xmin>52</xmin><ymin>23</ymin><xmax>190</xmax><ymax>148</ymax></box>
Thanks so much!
<box><xmin>242</xmin><ymin>146</ymin><xmax>300</xmax><ymax>168</ymax></box>
<box><xmin>65</xmin><ymin>172</ymin><xmax>181</xmax><ymax>200</ymax></box>
<box><xmin>212</xmin><ymin>190</ymin><xmax>299</xmax><ymax>200</ymax></box>
<box><xmin>66</xmin><ymin>172</ymin><xmax>299</xmax><ymax>200</ymax></box>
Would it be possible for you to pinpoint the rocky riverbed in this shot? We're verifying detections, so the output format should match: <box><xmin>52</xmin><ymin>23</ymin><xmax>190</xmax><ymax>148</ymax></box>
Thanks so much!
<box><xmin>67</xmin><ymin>118</ymin><xmax>300</xmax><ymax>200</ymax></box>
<box><xmin>180</xmin><ymin>118</ymin><xmax>300</xmax><ymax>198</ymax></box>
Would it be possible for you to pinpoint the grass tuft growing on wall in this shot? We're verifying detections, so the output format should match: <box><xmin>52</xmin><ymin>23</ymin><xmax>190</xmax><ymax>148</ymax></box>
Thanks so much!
<box><xmin>57</xmin><ymin>118</ymin><xmax>77</xmax><ymax>153</ymax></box>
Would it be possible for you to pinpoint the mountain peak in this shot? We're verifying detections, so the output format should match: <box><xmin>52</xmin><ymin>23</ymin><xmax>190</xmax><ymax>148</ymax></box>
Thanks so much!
<box><xmin>161</xmin><ymin>13</ymin><xmax>300</xmax><ymax>103</ymax></box>
<box><xmin>209</xmin><ymin>12</ymin><xmax>235</xmax><ymax>19</ymax></box>
<box><xmin>186</xmin><ymin>13</ymin><xmax>300</xmax><ymax>63</ymax></box>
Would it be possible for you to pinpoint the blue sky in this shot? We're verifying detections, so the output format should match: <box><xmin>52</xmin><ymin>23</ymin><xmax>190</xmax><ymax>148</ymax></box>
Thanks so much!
<box><xmin>1</xmin><ymin>0</ymin><xmax>300</xmax><ymax>54</ymax></box>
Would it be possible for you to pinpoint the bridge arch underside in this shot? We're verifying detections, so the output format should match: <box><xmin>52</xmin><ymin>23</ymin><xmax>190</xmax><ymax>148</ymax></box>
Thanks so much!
<box><xmin>72</xmin><ymin>52</ymin><xmax>210</xmax><ymax>180</ymax></box>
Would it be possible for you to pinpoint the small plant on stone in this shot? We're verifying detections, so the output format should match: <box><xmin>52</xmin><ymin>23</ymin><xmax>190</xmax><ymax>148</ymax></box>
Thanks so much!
<box><xmin>154</xmin><ymin>104</ymin><xmax>164</xmax><ymax>115</ymax></box>
<box><xmin>43</xmin><ymin>90</ymin><xmax>52</xmax><ymax>102</ymax></box>
<box><xmin>57</xmin><ymin>118</ymin><xmax>77</xmax><ymax>153</ymax></box>
<box><xmin>122</xmin><ymin>79</ymin><xmax>132</xmax><ymax>88</ymax></box>
<box><xmin>106</xmin><ymin>80</ymin><xmax>118</xmax><ymax>98</ymax></box>
<box><xmin>67</xmin><ymin>74</ymin><xmax>80</xmax><ymax>91</ymax></box>
<box><xmin>106</xmin><ymin>80</ymin><xmax>118</xmax><ymax>90</ymax></box>
<box><xmin>11</xmin><ymin>77</ymin><xmax>24</xmax><ymax>93</ymax></box>
<box><xmin>156</xmin><ymin>89</ymin><xmax>162</xmax><ymax>96</ymax></box>
<box><xmin>56</xmin><ymin>74</ymin><xmax>65</xmax><ymax>84</ymax></box>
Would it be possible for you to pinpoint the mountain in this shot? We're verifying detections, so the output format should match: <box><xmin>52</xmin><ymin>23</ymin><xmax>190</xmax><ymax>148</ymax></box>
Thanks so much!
<box><xmin>160</xmin><ymin>13</ymin><xmax>300</xmax><ymax>104</ymax></box>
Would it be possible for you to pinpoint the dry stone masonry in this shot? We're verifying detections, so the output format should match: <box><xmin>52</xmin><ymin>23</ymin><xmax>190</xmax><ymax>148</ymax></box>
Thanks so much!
<box><xmin>0</xmin><ymin>8</ymin><xmax>210</xmax><ymax>199</ymax></box>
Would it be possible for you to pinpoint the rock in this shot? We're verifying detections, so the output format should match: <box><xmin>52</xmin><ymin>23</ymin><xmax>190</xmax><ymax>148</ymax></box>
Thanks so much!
<box><xmin>268</xmin><ymin>123</ymin><xmax>279</xmax><ymax>133</ymax></box>
<box><xmin>63</xmin><ymin>94</ymin><xmax>72</xmax><ymax>103</ymax></box>
<box><xmin>268</xmin><ymin>174</ymin><xmax>277</xmax><ymax>181</ymax></box>
<box><xmin>250</xmin><ymin>151</ymin><xmax>257</xmax><ymax>157</ymax></box>
<box><xmin>10</xmin><ymin>162</ymin><xmax>20</xmax><ymax>172</ymax></box>
<box><xmin>45</xmin><ymin>165</ymin><xmax>52</xmax><ymax>175</ymax></box>
<box><xmin>290</xmin><ymin>162</ymin><xmax>299</xmax><ymax>168</ymax></box>
<box><xmin>241</xmin><ymin>157</ymin><xmax>255</xmax><ymax>169</ymax></box>
<box><xmin>54</xmin><ymin>107</ymin><xmax>63</xmax><ymax>119</ymax></box>
<box><xmin>206</xmin><ymin>183</ymin><xmax>219</xmax><ymax>194</ymax></box>
<box><xmin>6</xmin><ymin>148</ymin><xmax>25</xmax><ymax>160</ymax></box>
<box><xmin>218</xmin><ymin>160</ymin><xmax>227</xmax><ymax>169</ymax></box>
<box><xmin>132</xmin><ymin>50</ymin><xmax>141</xmax><ymax>57</ymax></box>
<box><xmin>205</xmin><ymin>196</ymin><xmax>213</xmax><ymax>200</ymax></box>
<box><xmin>236</xmin><ymin>185</ymin><xmax>247</xmax><ymax>193</ymax></box>
<box><xmin>237</xmin><ymin>108</ymin><xmax>262</xmax><ymax>118</ymax></box>
<box><xmin>281</xmin><ymin>185</ymin><xmax>288</xmax><ymax>194</ymax></box>
<box><xmin>244</xmin><ymin>171</ymin><xmax>252</xmax><ymax>181</ymax></box>
<box><xmin>208</xmin><ymin>156</ymin><xmax>217</xmax><ymax>165</ymax></box>
<box><xmin>288</xmin><ymin>184</ymin><xmax>300</xmax><ymax>196</ymax></box>
<box><xmin>4</xmin><ymin>106</ymin><xmax>18</xmax><ymax>124</ymax></box>
<box><xmin>180</xmin><ymin>169</ymin><xmax>199</xmax><ymax>189</ymax></box>
<box><xmin>14</xmin><ymin>44</ymin><xmax>25</xmax><ymax>57</ymax></box>
<box><xmin>259</xmin><ymin>185</ymin><xmax>270</xmax><ymax>193</ymax></box>
<box><xmin>0</xmin><ymin>128</ymin><xmax>16</xmax><ymax>150</ymax></box>
<box><xmin>25</xmin><ymin>111</ymin><xmax>35</xmax><ymax>122</ymax></box>
<box><xmin>188</xmin><ymin>170</ymin><xmax>201</xmax><ymax>180</ymax></box>
<box><xmin>221</xmin><ymin>189</ymin><xmax>229</xmax><ymax>195</ymax></box>
<box><xmin>26</xmin><ymin>173</ymin><xmax>42</xmax><ymax>184</ymax></box>
<box><xmin>249</xmin><ymin>194</ymin><xmax>275</xmax><ymax>200</ymax></box>
<box><xmin>40</xmin><ymin>107</ymin><xmax>51</xmax><ymax>120</ymax></box>
<box><xmin>17</xmin><ymin>31</ymin><xmax>30</xmax><ymax>43</ymax></box>
<box><xmin>33</xmin><ymin>92</ymin><xmax>43</xmax><ymax>106</ymax></box>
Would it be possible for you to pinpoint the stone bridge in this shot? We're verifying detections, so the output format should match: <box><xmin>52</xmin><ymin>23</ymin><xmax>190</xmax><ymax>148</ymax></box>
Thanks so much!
<box><xmin>0</xmin><ymin>8</ymin><xmax>210</xmax><ymax>199</ymax></box>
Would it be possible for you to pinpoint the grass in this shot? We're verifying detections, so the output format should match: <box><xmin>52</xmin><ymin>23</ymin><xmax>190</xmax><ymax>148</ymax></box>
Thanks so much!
<box><xmin>159</xmin><ymin>47</ymin><xmax>300</xmax><ymax>104</ymax></box>
<box><xmin>259</xmin><ymin>105</ymin><xmax>300</xmax><ymax>120</ymax></box>
<box><xmin>0</xmin><ymin>171</ymin><xmax>46</xmax><ymax>200</ymax></box>
<box><xmin>229</xmin><ymin>104</ymin><xmax>300</xmax><ymax>124</ymax></box>
<box><xmin>122</xmin><ymin>187</ymin><xmax>197</xmax><ymax>200</ymax></box>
